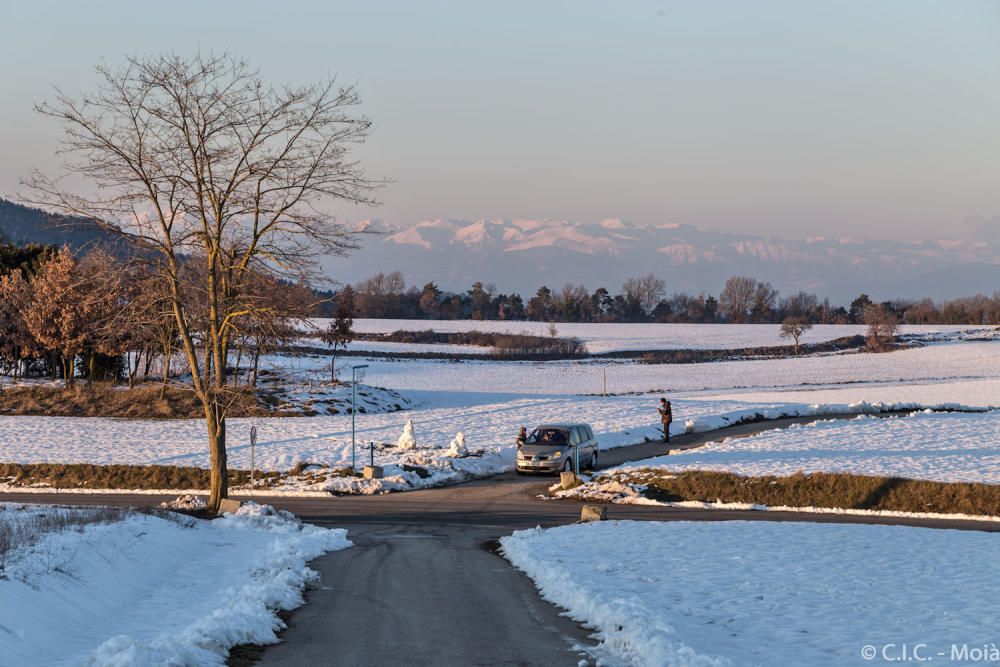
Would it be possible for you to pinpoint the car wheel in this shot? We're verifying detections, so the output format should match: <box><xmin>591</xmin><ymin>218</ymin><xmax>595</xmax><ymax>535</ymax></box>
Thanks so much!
<box><xmin>515</xmin><ymin>469</ymin><xmax>525</xmax><ymax>476</ymax></box>
<box><xmin>589</xmin><ymin>452</ymin><xmax>598</xmax><ymax>470</ymax></box>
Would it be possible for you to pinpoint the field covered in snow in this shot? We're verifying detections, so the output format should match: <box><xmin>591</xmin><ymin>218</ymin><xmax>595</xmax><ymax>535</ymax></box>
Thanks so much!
<box><xmin>343</xmin><ymin>318</ymin><xmax>989</xmax><ymax>354</ymax></box>
<box><xmin>1</xmin><ymin>325</ymin><xmax>998</xmax><ymax>493</ymax></box>
<box><xmin>0</xmin><ymin>321</ymin><xmax>1000</xmax><ymax>493</ymax></box>
<box><xmin>503</xmin><ymin>520</ymin><xmax>1000</xmax><ymax>667</ymax></box>
<box><xmin>305</xmin><ymin>338</ymin><xmax>1000</xmax><ymax>397</ymax></box>
<box><xmin>0</xmin><ymin>502</ymin><xmax>349</xmax><ymax>665</ymax></box>
<box><xmin>626</xmin><ymin>410</ymin><xmax>1000</xmax><ymax>483</ymax></box>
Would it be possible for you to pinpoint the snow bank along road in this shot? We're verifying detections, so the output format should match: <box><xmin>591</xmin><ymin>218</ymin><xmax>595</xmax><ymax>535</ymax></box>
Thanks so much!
<box><xmin>5</xmin><ymin>418</ymin><xmax>1000</xmax><ymax>667</ymax></box>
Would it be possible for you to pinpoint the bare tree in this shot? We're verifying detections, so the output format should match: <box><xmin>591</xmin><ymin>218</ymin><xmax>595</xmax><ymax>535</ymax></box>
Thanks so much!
<box><xmin>25</xmin><ymin>54</ymin><xmax>377</xmax><ymax>510</ymax></box>
<box><xmin>781</xmin><ymin>291</ymin><xmax>820</xmax><ymax>321</ymax></box>
<box><xmin>779</xmin><ymin>316</ymin><xmax>812</xmax><ymax>354</ymax></box>
<box><xmin>622</xmin><ymin>274</ymin><xmax>665</xmax><ymax>317</ymax></box>
<box><xmin>865</xmin><ymin>304</ymin><xmax>899</xmax><ymax>351</ymax></box>
<box><xmin>719</xmin><ymin>275</ymin><xmax>758</xmax><ymax>323</ymax></box>
<box><xmin>750</xmin><ymin>281</ymin><xmax>779</xmax><ymax>322</ymax></box>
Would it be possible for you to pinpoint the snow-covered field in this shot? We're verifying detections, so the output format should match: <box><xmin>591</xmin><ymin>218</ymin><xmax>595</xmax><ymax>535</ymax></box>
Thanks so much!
<box><xmin>0</xmin><ymin>322</ymin><xmax>997</xmax><ymax>496</ymax></box>
<box><xmin>622</xmin><ymin>409</ymin><xmax>1000</xmax><ymax>483</ymax></box>
<box><xmin>1</xmin><ymin>334</ymin><xmax>999</xmax><ymax>493</ymax></box>
<box><xmin>503</xmin><ymin>520</ymin><xmax>1000</xmax><ymax>667</ymax></box>
<box><xmin>0</xmin><ymin>502</ymin><xmax>349</xmax><ymax>665</ymax></box>
<box><xmin>342</xmin><ymin>318</ymin><xmax>990</xmax><ymax>354</ymax></box>
<box><xmin>303</xmin><ymin>338</ymin><xmax>1000</xmax><ymax>397</ymax></box>
<box><xmin>2</xmin><ymin>394</ymin><xmax>982</xmax><ymax>480</ymax></box>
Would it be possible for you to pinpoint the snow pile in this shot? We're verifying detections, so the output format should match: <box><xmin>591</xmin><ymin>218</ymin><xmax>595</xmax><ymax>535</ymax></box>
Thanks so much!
<box><xmin>0</xmin><ymin>503</ymin><xmax>349</xmax><ymax>666</ymax></box>
<box><xmin>502</xmin><ymin>520</ymin><xmax>1000</xmax><ymax>666</ymax></box>
<box><xmin>396</xmin><ymin>419</ymin><xmax>417</xmax><ymax>451</ymax></box>
<box><xmin>159</xmin><ymin>494</ymin><xmax>207</xmax><ymax>510</ymax></box>
<box><xmin>319</xmin><ymin>447</ymin><xmax>513</xmax><ymax>495</ymax></box>
<box><xmin>446</xmin><ymin>431</ymin><xmax>468</xmax><ymax>457</ymax></box>
<box><xmin>551</xmin><ymin>475</ymin><xmax>662</xmax><ymax>505</ymax></box>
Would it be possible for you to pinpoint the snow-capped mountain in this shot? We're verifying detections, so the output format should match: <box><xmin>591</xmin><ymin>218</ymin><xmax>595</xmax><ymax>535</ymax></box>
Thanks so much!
<box><xmin>325</xmin><ymin>218</ymin><xmax>1000</xmax><ymax>301</ymax></box>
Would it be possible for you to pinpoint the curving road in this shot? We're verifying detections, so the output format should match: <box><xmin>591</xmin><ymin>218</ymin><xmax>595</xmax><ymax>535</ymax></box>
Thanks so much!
<box><xmin>4</xmin><ymin>414</ymin><xmax>998</xmax><ymax>666</ymax></box>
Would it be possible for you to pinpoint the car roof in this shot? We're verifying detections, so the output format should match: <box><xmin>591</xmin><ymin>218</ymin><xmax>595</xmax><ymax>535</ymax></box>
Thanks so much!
<box><xmin>534</xmin><ymin>423</ymin><xmax>591</xmax><ymax>430</ymax></box>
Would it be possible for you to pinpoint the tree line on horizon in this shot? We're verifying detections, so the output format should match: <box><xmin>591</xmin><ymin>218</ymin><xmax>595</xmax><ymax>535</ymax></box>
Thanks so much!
<box><xmin>325</xmin><ymin>271</ymin><xmax>1000</xmax><ymax>326</ymax></box>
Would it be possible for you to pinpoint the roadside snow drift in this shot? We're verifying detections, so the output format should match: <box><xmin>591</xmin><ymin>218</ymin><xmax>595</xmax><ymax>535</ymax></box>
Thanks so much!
<box><xmin>502</xmin><ymin>520</ymin><xmax>1000</xmax><ymax>667</ymax></box>
<box><xmin>0</xmin><ymin>503</ymin><xmax>350</xmax><ymax>666</ymax></box>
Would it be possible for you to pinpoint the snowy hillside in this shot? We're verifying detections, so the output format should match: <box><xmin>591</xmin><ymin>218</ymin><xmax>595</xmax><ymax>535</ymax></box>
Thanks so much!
<box><xmin>325</xmin><ymin>218</ymin><xmax>1000</xmax><ymax>301</ymax></box>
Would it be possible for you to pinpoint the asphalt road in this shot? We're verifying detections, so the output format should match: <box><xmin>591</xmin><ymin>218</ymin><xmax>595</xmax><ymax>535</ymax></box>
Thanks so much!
<box><xmin>4</xmin><ymin>413</ymin><xmax>998</xmax><ymax>666</ymax></box>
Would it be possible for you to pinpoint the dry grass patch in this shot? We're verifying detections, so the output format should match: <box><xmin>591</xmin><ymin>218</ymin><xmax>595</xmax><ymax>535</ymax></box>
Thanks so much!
<box><xmin>0</xmin><ymin>505</ymin><xmax>131</xmax><ymax>564</ymax></box>
<box><xmin>621</xmin><ymin>469</ymin><xmax>1000</xmax><ymax>516</ymax></box>
<box><xmin>0</xmin><ymin>462</ymin><xmax>282</xmax><ymax>490</ymax></box>
<box><xmin>0</xmin><ymin>461</ymin><xmax>365</xmax><ymax>491</ymax></box>
<box><xmin>0</xmin><ymin>384</ymin><xmax>293</xmax><ymax>418</ymax></box>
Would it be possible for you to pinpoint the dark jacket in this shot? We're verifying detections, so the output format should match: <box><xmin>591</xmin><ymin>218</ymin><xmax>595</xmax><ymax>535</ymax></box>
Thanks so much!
<box><xmin>658</xmin><ymin>404</ymin><xmax>672</xmax><ymax>423</ymax></box>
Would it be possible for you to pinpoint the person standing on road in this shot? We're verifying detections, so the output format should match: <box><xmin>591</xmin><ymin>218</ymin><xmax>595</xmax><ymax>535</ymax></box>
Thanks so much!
<box><xmin>658</xmin><ymin>398</ymin><xmax>673</xmax><ymax>443</ymax></box>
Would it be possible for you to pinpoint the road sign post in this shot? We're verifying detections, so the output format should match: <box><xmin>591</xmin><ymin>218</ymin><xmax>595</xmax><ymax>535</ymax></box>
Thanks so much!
<box><xmin>351</xmin><ymin>364</ymin><xmax>369</xmax><ymax>471</ymax></box>
<box><xmin>249</xmin><ymin>425</ymin><xmax>258</xmax><ymax>493</ymax></box>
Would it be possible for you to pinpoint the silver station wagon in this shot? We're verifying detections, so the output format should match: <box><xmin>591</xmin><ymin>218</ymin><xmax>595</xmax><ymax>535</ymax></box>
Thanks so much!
<box><xmin>515</xmin><ymin>423</ymin><xmax>599</xmax><ymax>475</ymax></box>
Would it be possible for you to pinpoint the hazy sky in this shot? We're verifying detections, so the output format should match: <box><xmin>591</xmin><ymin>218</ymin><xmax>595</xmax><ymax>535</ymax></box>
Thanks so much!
<box><xmin>2</xmin><ymin>1</ymin><xmax>998</xmax><ymax>240</ymax></box>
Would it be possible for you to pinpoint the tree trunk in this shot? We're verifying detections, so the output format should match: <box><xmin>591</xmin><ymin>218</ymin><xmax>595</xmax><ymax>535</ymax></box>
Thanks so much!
<box><xmin>205</xmin><ymin>395</ymin><xmax>228</xmax><ymax>510</ymax></box>
<box><xmin>234</xmin><ymin>344</ymin><xmax>243</xmax><ymax>386</ymax></box>
<box><xmin>251</xmin><ymin>349</ymin><xmax>261</xmax><ymax>388</ymax></box>
<box><xmin>160</xmin><ymin>344</ymin><xmax>173</xmax><ymax>398</ymax></box>
<box><xmin>203</xmin><ymin>346</ymin><xmax>213</xmax><ymax>389</ymax></box>
<box><xmin>128</xmin><ymin>351</ymin><xmax>141</xmax><ymax>388</ymax></box>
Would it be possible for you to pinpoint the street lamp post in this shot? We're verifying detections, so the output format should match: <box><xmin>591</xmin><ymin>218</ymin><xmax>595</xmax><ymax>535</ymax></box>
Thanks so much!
<box><xmin>351</xmin><ymin>364</ymin><xmax>369</xmax><ymax>471</ymax></box>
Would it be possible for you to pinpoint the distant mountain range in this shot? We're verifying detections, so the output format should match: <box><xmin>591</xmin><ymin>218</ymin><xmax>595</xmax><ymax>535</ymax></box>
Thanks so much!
<box><xmin>0</xmin><ymin>198</ymin><xmax>119</xmax><ymax>250</ymax></box>
<box><xmin>3</xmin><ymin>199</ymin><xmax>994</xmax><ymax>303</ymax></box>
<box><xmin>324</xmin><ymin>218</ymin><xmax>999</xmax><ymax>302</ymax></box>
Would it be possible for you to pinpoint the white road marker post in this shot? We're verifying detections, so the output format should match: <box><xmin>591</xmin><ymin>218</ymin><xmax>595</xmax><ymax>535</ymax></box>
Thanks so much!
<box><xmin>351</xmin><ymin>364</ymin><xmax>369</xmax><ymax>472</ymax></box>
<box><xmin>574</xmin><ymin>434</ymin><xmax>581</xmax><ymax>476</ymax></box>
